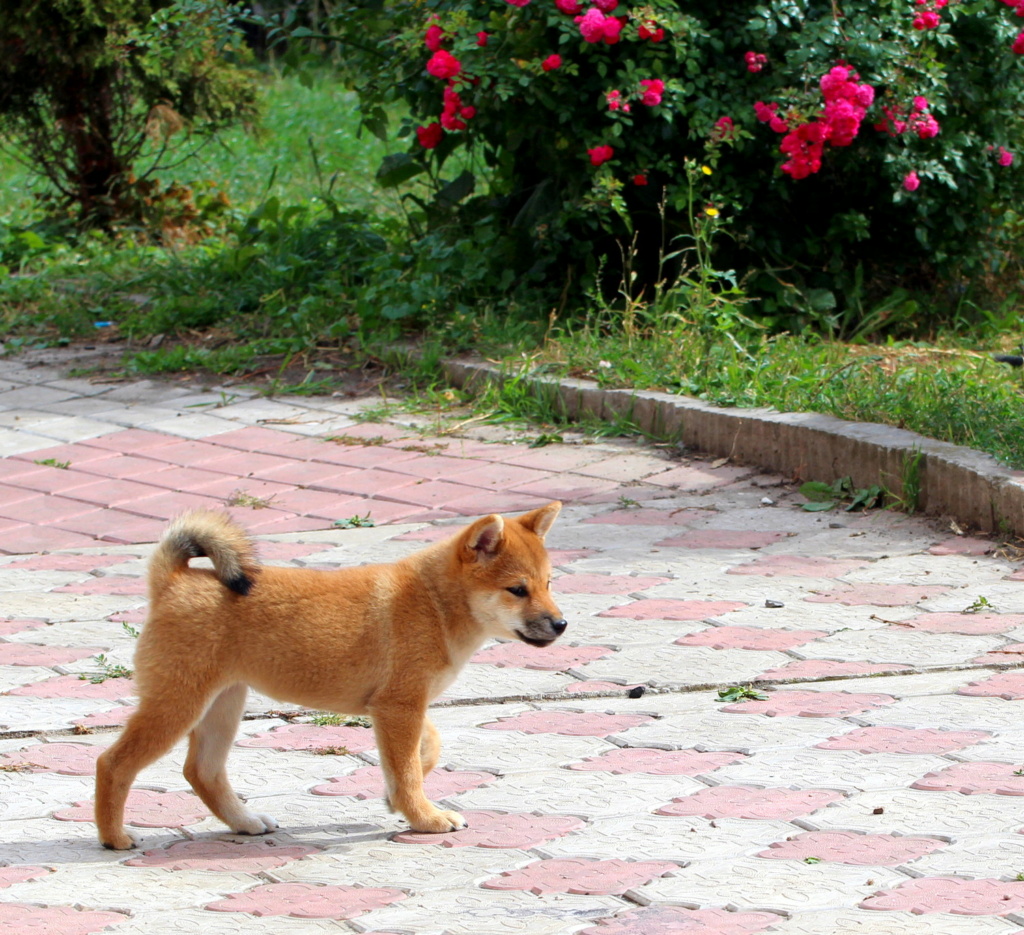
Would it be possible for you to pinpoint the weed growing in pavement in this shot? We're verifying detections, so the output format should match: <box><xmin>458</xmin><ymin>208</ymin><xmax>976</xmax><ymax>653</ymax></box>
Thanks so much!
<box><xmin>226</xmin><ymin>489</ymin><xmax>277</xmax><ymax>509</ymax></box>
<box><xmin>963</xmin><ymin>596</ymin><xmax>995</xmax><ymax>614</ymax></box>
<box><xmin>311</xmin><ymin>713</ymin><xmax>372</xmax><ymax>728</ymax></box>
<box><xmin>79</xmin><ymin>654</ymin><xmax>133</xmax><ymax>684</ymax></box>
<box><xmin>34</xmin><ymin>458</ymin><xmax>70</xmax><ymax>469</ymax></box>
<box><xmin>799</xmin><ymin>477</ymin><xmax>884</xmax><ymax>513</ymax></box>
<box><xmin>334</xmin><ymin>513</ymin><xmax>375</xmax><ymax>529</ymax></box>
<box><xmin>716</xmin><ymin>685</ymin><xmax>768</xmax><ymax>703</ymax></box>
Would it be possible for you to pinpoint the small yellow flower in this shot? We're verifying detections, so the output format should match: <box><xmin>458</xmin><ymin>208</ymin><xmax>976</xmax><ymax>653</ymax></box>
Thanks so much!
<box><xmin>705</xmin><ymin>206</ymin><xmax>719</xmax><ymax>217</ymax></box>
<box><xmin>701</xmin><ymin>165</ymin><xmax>713</xmax><ymax>175</ymax></box>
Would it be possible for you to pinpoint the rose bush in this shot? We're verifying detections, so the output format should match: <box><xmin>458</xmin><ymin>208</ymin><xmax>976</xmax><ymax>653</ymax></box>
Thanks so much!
<box><xmin>316</xmin><ymin>1</ymin><xmax>1024</xmax><ymax>328</ymax></box>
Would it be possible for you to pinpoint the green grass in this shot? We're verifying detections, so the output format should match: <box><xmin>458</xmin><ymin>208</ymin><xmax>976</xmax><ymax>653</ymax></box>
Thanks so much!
<box><xmin>0</xmin><ymin>71</ymin><xmax>400</xmax><ymax>220</ymax></box>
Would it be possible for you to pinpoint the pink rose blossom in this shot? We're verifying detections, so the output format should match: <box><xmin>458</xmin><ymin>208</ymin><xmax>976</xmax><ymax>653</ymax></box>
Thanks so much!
<box><xmin>426</xmin><ymin>50</ymin><xmax>461</xmax><ymax>80</ymax></box>
<box><xmin>575</xmin><ymin>8</ymin><xmax>622</xmax><ymax>44</ymax></box>
<box><xmin>753</xmin><ymin>100</ymin><xmax>778</xmax><ymax>123</ymax></box>
<box><xmin>425</xmin><ymin>24</ymin><xmax>445</xmax><ymax>52</ymax></box>
<box><xmin>913</xmin><ymin>11</ymin><xmax>940</xmax><ymax>29</ymax></box>
<box><xmin>633</xmin><ymin>173</ymin><xmax>648</xmax><ymax>186</ymax></box>
<box><xmin>587</xmin><ymin>144</ymin><xmax>614</xmax><ymax>166</ymax></box>
<box><xmin>903</xmin><ymin>171</ymin><xmax>920</xmax><ymax>191</ymax></box>
<box><xmin>744</xmin><ymin>51</ymin><xmax>768</xmax><ymax>73</ymax></box>
<box><xmin>505</xmin><ymin>0</ymin><xmax>531</xmax><ymax>6</ymax></box>
<box><xmin>594</xmin><ymin>0</ymin><xmax>618</xmax><ymax>10</ymax></box>
<box><xmin>541</xmin><ymin>53</ymin><xmax>562</xmax><ymax>72</ymax></box>
<box><xmin>416</xmin><ymin>123</ymin><xmax>443</xmax><ymax>149</ymax></box>
<box><xmin>999</xmin><ymin>146</ymin><xmax>1015</xmax><ymax>166</ymax></box>
<box><xmin>638</xmin><ymin>22</ymin><xmax>664</xmax><ymax>41</ymax></box>
<box><xmin>555</xmin><ymin>0</ymin><xmax>582</xmax><ymax>12</ymax></box>
<box><xmin>639</xmin><ymin>78</ymin><xmax>664</xmax><ymax>107</ymax></box>
<box><xmin>476</xmin><ymin>32</ymin><xmax>489</xmax><ymax>47</ymax></box>
<box><xmin>1014</xmin><ymin>30</ymin><xmax>1024</xmax><ymax>54</ymax></box>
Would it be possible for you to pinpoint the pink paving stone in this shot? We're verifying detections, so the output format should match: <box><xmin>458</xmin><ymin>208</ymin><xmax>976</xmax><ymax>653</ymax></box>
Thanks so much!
<box><xmin>74</xmin><ymin>705</ymin><xmax>136</xmax><ymax>729</ymax></box>
<box><xmin>4</xmin><ymin>467</ymin><xmax>112</xmax><ymax>496</ymax></box>
<box><xmin>54</xmin><ymin>790</ymin><xmax>209</xmax><ymax>828</ymax></box>
<box><xmin>482</xmin><ymin>858</ymin><xmax>679</xmax><ymax>896</ymax></box>
<box><xmin>579</xmin><ymin>905</ymin><xmax>780</xmax><ymax>935</ymax></box>
<box><xmin>471</xmin><ymin>643</ymin><xmax>614</xmax><ymax>671</ymax></box>
<box><xmin>860</xmin><ymin>877</ymin><xmax>1024</xmax><ymax>915</ymax></box>
<box><xmin>759</xmin><ymin>660</ymin><xmax>912</xmax><ymax>680</ymax></box>
<box><xmin>60</xmin><ymin>477</ymin><xmax>171</xmax><ymax>508</ymax></box>
<box><xmin>49</xmin><ymin>509</ymin><xmax>167</xmax><ymax>544</ymax></box>
<box><xmin>582</xmin><ymin>508</ymin><xmax>716</xmax><ymax>526</ymax></box>
<box><xmin>235</xmin><ymin>723</ymin><xmax>376</xmax><ymax>753</ymax></box>
<box><xmin>973</xmin><ymin>643</ymin><xmax>1024</xmax><ymax>664</ymax></box>
<box><xmin>368</xmin><ymin>479</ymin><xmax>483</xmax><ymax>509</ymax></box>
<box><xmin>331</xmin><ymin>422</ymin><xmax>412</xmax><ymax>442</ymax></box>
<box><xmin>439</xmin><ymin>490</ymin><xmax>556</xmax><ymax>516</ymax></box>
<box><xmin>804</xmin><ymin>583</ymin><xmax>951</xmax><ymax>606</ymax></box>
<box><xmin>726</xmin><ymin>554</ymin><xmax>866</xmax><ymax>577</ymax></box>
<box><xmin>236</xmin><ymin>512</ymin><xmax>344</xmax><ymax>535</ymax></box>
<box><xmin>125</xmin><ymin>839</ymin><xmax>321</xmax><ymax>871</ymax></box>
<box><xmin>719</xmin><ymin>690</ymin><xmax>897</xmax><ymax>718</ymax></box>
<box><xmin>337</xmin><ymin>499</ymin><xmax>433</xmax><ymax>525</ymax></box>
<box><xmin>675</xmin><ymin>626</ymin><xmax>827</xmax><ymax>651</ymax></box>
<box><xmin>0</xmin><ymin>904</ymin><xmax>126</xmax><ymax>934</ymax></box>
<box><xmin>5</xmin><ymin>554</ymin><xmax>125</xmax><ymax>572</ymax></box>
<box><xmin>501</xmin><ymin>447</ymin><xmax>609</xmax><ymax>472</ymax></box>
<box><xmin>196</xmin><ymin>451</ymin><xmax>298</xmax><ymax>478</ymax></box>
<box><xmin>393</xmin><ymin>810</ymin><xmax>586</xmax><ymax>848</ymax></box>
<box><xmin>125</xmin><ymin>438</ymin><xmax>230</xmax><ymax>466</ymax></box>
<box><xmin>310</xmin><ymin>444</ymin><xmax>422</xmax><ymax>470</ymax></box>
<box><xmin>958</xmin><ymin>671</ymin><xmax>1024</xmax><ymax>700</ymax></box>
<box><xmin>1</xmin><ymin>742</ymin><xmax>103</xmax><ymax>775</ymax></box>
<box><xmin>929</xmin><ymin>536</ymin><xmax>994</xmax><ymax>555</ymax></box>
<box><xmin>382</xmin><ymin>455</ymin><xmax>484</xmax><ymax>481</ymax></box>
<box><xmin>141</xmin><ymin>465</ymin><xmax>254</xmax><ymax>491</ymax></box>
<box><xmin>249</xmin><ymin>460</ymin><xmax>361</xmax><ymax>489</ymax></box>
<box><xmin>204</xmin><ymin>425</ymin><xmax>325</xmax><ymax>454</ymax></box>
<box><xmin>317</xmin><ymin>468</ymin><xmax>420</xmax><ymax>498</ymax></box>
<box><xmin>393</xmin><ymin>525</ymin><xmax>463</xmax><ymax>542</ymax></box>
<box><xmin>911</xmin><ymin>761</ymin><xmax>1024</xmax><ymax>795</ymax></box>
<box><xmin>646</xmin><ymin>464</ymin><xmax>748</xmax><ymax>490</ymax></box>
<box><xmin>447</xmin><ymin>463</ymin><xmax>551</xmax><ymax>491</ymax></box>
<box><xmin>254</xmin><ymin>541</ymin><xmax>336</xmax><ymax>563</ymax></box>
<box><xmin>84</xmin><ymin>428</ymin><xmax>179</xmax><ymax>453</ymax></box>
<box><xmin>12</xmin><ymin>441</ymin><xmax>119</xmax><ymax>466</ymax></box>
<box><xmin>67</xmin><ymin>455</ymin><xmax>174</xmax><ymax>481</ymax></box>
<box><xmin>0</xmin><ymin>643</ymin><xmax>104</xmax><ymax>666</ymax></box>
<box><xmin>107</xmin><ymin>607</ymin><xmax>147</xmax><ymax>625</ymax></box>
<box><xmin>509</xmin><ymin>476</ymin><xmax>622</xmax><ymax>502</ymax></box>
<box><xmin>312</xmin><ymin>766</ymin><xmax>494</xmax><ymax>800</ymax></box>
<box><xmin>548</xmin><ymin>548</ymin><xmax>597</xmax><ymax>564</ymax></box>
<box><xmin>655</xmin><ymin>785</ymin><xmax>845</xmax><ymax>820</ymax></box>
<box><xmin>655</xmin><ymin>530</ymin><xmax>788</xmax><ymax>550</ymax></box>
<box><xmin>816</xmin><ymin>726</ymin><xmax>991</xmax><ymax>755</ymax></box>
<box><xmin>552</xmin><ymin>574</ymin><xmax>669</xmax><ymax>595</ymax></box>
<box><xmin>599</xmin><ymin>599</ymin><xmax>746</xmax><ymax>621</ymax></box>
<box><xmin>0</xmin><ymin>866</ymin><xmax>49</xmax><ymax>888</ymax></box>
<box><xmin>110</xmin><ymin>493</ymin><xmax>226</xmax><ymax>523</ymax></box>
<box><xmin>0</xmin><ymin>523</ymin><xmax>100</xmax><ymax>553</ymax></box>
<box><xmin>757</xmin><ymin>831</ymin><xmax>946</xmax><ymax>865</ymax></box>
<box><xmin>0</xmin><ymin>617</ymin><xmax>46</xmax><ymax>635</ymax></box>
<box><xmin>8</xmin><ymin>675</ymin><xmax>135</xmax><ymax>700</ymax></box>
<box><xmin>206</xmin><ymin>882</ymin><xmax>407</xmax><ymax>920</ymax></box>
<box><xmin>568</xmin><ymin>748</ymin><xmax>747</xmax><ymax>775</ymax></box>
<box><xmin>55</xmin><ymin>576</ymin><xmax>146</xmax><ymax>595</ymax></box>
<box><xmin>891</xmin><ymin>612</ymin><xmax>1024</xmax><ymax>635</ymax></box>
<box><xmin>0</xmin><ymin>493</ymin><xmax>100</xmax><ymax>525</ymax></box>
<box><xmin>481</xmin><ymin>710</ymin><xmax>654</xmax><ymax>737</ymax></box>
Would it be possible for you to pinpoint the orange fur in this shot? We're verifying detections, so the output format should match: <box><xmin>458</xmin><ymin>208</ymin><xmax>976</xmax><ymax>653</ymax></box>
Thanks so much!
<box><xmin>94</xmin><ymin>503</ymin><xmax>565</xmax><ymax>849</ymax></box>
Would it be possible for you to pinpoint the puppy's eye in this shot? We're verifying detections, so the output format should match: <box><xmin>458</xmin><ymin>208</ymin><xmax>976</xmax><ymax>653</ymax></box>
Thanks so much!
<box><xmin>506</xmin><ymin>585</ymin><xmax>528</xmax><ymax>598</ymax></box>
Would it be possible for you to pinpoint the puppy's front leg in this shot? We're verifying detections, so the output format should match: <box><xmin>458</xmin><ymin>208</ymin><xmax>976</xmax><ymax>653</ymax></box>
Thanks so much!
<box><xmin>371</xmin><ymin>704</ymin><xmax>466</xmax><ymax>833</ymax></box>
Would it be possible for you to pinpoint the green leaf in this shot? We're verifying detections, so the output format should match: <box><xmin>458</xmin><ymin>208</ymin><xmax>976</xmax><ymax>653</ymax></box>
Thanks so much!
<box><xmin>801</xmin><ymin>500</ymin><xmax>836</xmax><ymax>512</ymax></box>
<box><xmin>799</xmin><ymin>480</ymin><xmax>835</xmax><ymax>502</ymax></box>
<box><xmin>376</xmin><ymin>153</ymin><xmax>426</xmax><ymax>189</ymax></box>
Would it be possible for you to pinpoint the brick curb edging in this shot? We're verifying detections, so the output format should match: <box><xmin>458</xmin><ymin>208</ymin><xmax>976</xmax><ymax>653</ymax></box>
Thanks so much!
<box><xmin>442</xmin><ymin>359</ymin><xmax>1024</xmax><ymax>537</ymax></box>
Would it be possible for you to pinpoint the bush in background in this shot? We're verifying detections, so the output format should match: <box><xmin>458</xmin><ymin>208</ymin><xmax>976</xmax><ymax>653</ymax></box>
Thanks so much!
<box><xmin>312</xmin><ymin>0</ymin><xmax>1024</xmax><ymax>329</ymax></box>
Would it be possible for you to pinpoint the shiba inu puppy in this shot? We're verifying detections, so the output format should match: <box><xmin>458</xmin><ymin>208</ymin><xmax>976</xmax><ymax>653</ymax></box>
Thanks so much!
<box><xmin>94</xmin><ymin>502</ymin><xmax>565</xmax><ymax>849</ymax></box>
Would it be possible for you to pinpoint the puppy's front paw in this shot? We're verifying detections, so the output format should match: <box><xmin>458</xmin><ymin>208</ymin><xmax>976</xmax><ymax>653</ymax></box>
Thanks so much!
<box><xmin>409</xmin><ymin>808</ymin><xmax>467</xmax><ymax>833</ymax></box>
<box><xmin>231</xmin><ymin>812</ymin><xmax>278</xmax><ymax>836</ymax></box>
<box><xmin>101</xmin><ymin>828</ymin><xmax>140</xmax><ymax>851</ymax></box>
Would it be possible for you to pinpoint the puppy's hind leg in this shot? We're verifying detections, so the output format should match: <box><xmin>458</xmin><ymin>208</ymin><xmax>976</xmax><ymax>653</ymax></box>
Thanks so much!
<box><xmin>96</xmin><ymin>692</ymin><xmax>214</xmax><ymax>850</ymax></box>
<box><xmin>420</xmin><ymin>717</ymin><xmax>442</xmax><ymax>777</ymax></box>
<box><xmin>183</xmin><ymin>682</ymin><xmax>277</xmax><ymax>836</ymax></box>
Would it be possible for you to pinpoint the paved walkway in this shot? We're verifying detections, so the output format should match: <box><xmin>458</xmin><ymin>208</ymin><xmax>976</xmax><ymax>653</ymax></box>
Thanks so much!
<box><xmin>2</xmin><ymin>353</ymin><xmax>1024</xmax><ymax>933</ymax></box>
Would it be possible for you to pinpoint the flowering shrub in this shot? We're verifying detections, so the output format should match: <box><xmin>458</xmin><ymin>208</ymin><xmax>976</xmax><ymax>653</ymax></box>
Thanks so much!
<box><xmin>324</xmin><ymin>1</ymin><xmax>1024</xmax><ymax>326</ymax></box>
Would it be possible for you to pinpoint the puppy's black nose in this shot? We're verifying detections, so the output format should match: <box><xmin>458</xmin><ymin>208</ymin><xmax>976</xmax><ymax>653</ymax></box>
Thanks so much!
<box><xmin>550</xmin><ymin>618</ymin><xmax>568</xmax><ymax>636</ymax></box>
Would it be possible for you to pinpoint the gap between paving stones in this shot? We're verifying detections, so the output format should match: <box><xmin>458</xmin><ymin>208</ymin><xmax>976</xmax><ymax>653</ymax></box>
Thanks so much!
<box><xmin>442</xmin><ymin>358</ymin><xmax>1024</xmax><ymax>538</ymax></box>
<box><xmin>5</xmin><ymin>661</ymin><xmax>1021</xmax><ymax>745</ymax></box>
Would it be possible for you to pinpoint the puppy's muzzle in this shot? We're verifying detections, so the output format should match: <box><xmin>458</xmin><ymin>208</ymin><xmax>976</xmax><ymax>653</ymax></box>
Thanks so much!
<box><xmin>516</xmin><ymin>614</ymin><xmax>568</xmax><ymax>647</ymax></box>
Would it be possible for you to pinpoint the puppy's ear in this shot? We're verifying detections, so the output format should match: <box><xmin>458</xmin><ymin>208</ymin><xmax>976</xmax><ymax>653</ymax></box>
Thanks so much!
<box><xmin>517</xmin><ymin>501</ymin><xmax>561</xmax><ymax>540</ymax></box>
<box><xmin>464</xmin><ymin>514</ymin><xmax>504</xmax><ymax>561</ymax></box>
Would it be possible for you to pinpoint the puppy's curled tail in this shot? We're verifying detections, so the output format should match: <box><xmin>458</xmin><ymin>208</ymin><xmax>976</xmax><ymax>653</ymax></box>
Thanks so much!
<box><xmin>150</xmin><ymin>509</ymin><xmax>259</xmax><ymax>597</ymax></box>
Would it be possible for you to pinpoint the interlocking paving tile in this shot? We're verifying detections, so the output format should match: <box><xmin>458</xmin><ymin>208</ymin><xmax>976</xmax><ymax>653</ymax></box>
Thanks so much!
<box><xmin>567</xmin><ymin>748</ymin><xmax>748</xmax><ymax>775</ymax></box>
<box><xmin>860</xmin><ymin>877</ymin><xmax>1024</xmax><ymax>915</ymax></box>
<box><xmin>481</xmin><ymin>857</ymin><xmax>680</xmax><ymax>896</ymax></box>
<box><xmin>676</xmin><ymin>626</ymin><xmax>828</xmax><ymax>651</ymax></box>
<box><xmin>311</xmin><ymin>766</ymin><xmax>494</xmax><ymax>800</ymax></box>
<box><xmin>235</xmin><ymin>723</ymin><xmax>376</xmax><ymax>754</ymax></box>
<box><xmin>655</xmin><ymin>785</ymin><xmax>845</xmax><ymax>820</ymax></box>
<box><xmin>471</xmin><ymin>642</ymin><xmax>615</xmax><ymax>670</ymax></box>
<box><xmin>124</xmin><ymin>839</ymin><xmax>322</xmax><ymax>871</ymax></box>
<box><xmin>719</xmin><ymin>689</ymin><xmax>897</xmax><ymax>718</ymax></box>
<box><xmin>0</xmin><ymin>741</ymin><xmax>104</xmax><ymax>775</ymax></box>
<box><xmin>959</xmin><ymin>671</ymin><xmax>1024</xmax><ymax>700</ymax></box>
<box><xmin>577</xmin><ymin>905</ymin><xmax>781</xmax><ymax>935</ymax></box>
<box><xmin>480</xmin><ymin>710</ymin><xmax>654</xmax><ymax>736</ymax></box>
<box><xmin>815</xmin><ymin>726</ymin><xmax>991</xmax><ymax>755</ymax></box>
<box><xmin>0</xmin><ymin>903</ymin><xmax>128</xmax><ymax>934</ymax></box>
<box><xmin>756</xmin><ymin>830</ymin><xmax>946</xmax><ymax>865</ymax></box>
<box><xmin>206</xmin><ymin>882</ymin><xmax>407</xmax><ymax>919</ymax></box>
<box><xmin>392</xmin><ymin>810</ymin><xmax>586</xmax><ymax>848</ymax></box>
<box><xmin>910</xmin><ymin>761</ymin><xmax>1024</xmax><ymax>795</ymax></box>
<box><xmin>54</xmin><ymin>789</ymin><xmax>209</xmax><ymax>828</ymax></box>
